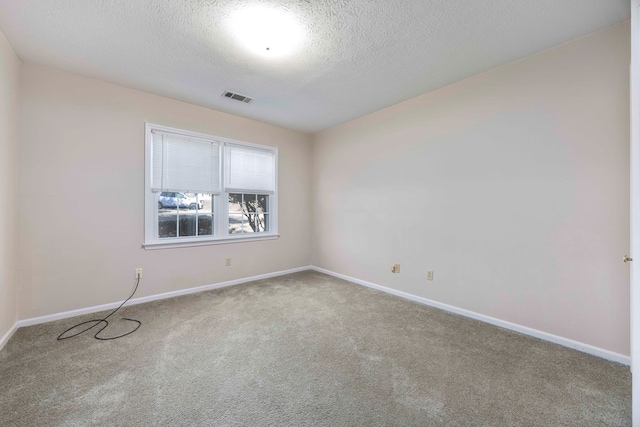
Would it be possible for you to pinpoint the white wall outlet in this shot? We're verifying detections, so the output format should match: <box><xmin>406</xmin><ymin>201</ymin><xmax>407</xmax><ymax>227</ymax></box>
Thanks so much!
<box><xmin>135</xmin><ymin>268</ymin><xmax>143</xmax><ymax>279</ymax></box>
<box><xmin>391</xmin><ymin>264</ymin><xmax>400</xmax><ymax>273</ymax></box>
<box><xmin>225</xmin><ymin>258</ymin><xmax>231</xmax><ymax>267</ymax></box>
<box><xmin>426</xmin><ymin>270</ymin><xmax>434</xmax><ymax>281</ymax></box>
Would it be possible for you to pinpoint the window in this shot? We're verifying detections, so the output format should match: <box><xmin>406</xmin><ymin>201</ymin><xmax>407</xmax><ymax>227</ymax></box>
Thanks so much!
<box><xmin>144</xmin><ymin>123</ymin><xmax>278</xmax><ymax>248</ymax></box>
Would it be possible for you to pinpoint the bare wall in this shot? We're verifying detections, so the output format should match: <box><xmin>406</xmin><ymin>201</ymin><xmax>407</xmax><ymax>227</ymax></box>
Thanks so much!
<box><xmin>18</xmin><ymin>63</ymin><xmax>313</xmax><ymax>319</ymax></box>
<box><xmin>312</xmin><ymin>23</ymin><xmax>630</xmax><ymax>356</ymax></box>
<box><xmin>0</xmin><ymin>31</ymin><xmax>20</xmax><ymax>340</ymax></box>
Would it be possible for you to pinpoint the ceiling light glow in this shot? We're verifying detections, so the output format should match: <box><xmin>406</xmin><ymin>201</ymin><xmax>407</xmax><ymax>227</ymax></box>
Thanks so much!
<box><xmin>229</xmin><ymin>6</ymin><xmax>305</xmax><ymax>58</ymax></box>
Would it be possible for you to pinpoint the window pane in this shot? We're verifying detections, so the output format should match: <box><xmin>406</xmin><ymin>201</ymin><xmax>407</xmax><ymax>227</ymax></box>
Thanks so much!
<box><xmin>158</xmin><ymin>192</ymin><xmax>176</xmax><ymax>238</ymax></box>
<box><xmin>244</xmin><ymin>194</ymin><xmax>257</xmax><ymax>213</ymax></box>
<box><xmin>198</xmin><ymin>214</ymin><xmax>213</xmax><ymax>236</ymax></box>
<box><xmin>177</xmin><ymin>205</ymin><xmax>195</xmax><ymax>237</ymax></box>
<box><xmin>229</xmin><ymin>193</ymin><xmax>243</xmax><ymax>214</ymax></box>
<box><xmin>197</xmin><ymin>193</ymin><xmax>214</xmax><ymax>236</ymax></box>
<box><xmin>201</xmin><ymin>193</ymin><xmax>213</xmax><ymax>215</ymax></box>
<box><xmin>258</xmin><ymin>195</ymin><xmax>268</xmax><ymax>213</ymax></box>
<box><xmin>250</xmin><ymin>214</ymin><xmax>266</xmax><ymax>232</ymax></box>
<box><xmin>158</xmin><ymin>212</ymin><xmax>177</xmax><ymax>238</ymax></box>
<box><xmin>229</xmin><ymin>213</ymin><xmax>243</xmax><ymax>234</ymax></box>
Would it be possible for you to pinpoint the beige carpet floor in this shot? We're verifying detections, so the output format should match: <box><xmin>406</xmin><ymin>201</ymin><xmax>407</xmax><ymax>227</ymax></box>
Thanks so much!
<box><xmin>0</xmin><ymin>270</ymin><xmax>631</xmax><ymax>426</ymax></box>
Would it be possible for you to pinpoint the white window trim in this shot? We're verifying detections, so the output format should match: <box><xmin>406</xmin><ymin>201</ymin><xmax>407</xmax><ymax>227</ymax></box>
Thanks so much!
<box><xmin>143</xmin><ymin>123</ymin><xmax>279</xmax><ymax>249</ymax></box>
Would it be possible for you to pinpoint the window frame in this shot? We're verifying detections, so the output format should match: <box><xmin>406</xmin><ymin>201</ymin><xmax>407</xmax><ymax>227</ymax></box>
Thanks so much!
<box><xmin>143</xmin><ymin>123</ymin><xmax>278</xmax><ymax>249</ymax></box>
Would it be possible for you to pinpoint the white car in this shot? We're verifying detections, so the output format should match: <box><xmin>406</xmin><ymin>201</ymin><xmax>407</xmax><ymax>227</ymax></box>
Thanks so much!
<box><xmin>158</xmin><ymin>192</ymin><xmax>204</xmax><ymax>210</ymax></box>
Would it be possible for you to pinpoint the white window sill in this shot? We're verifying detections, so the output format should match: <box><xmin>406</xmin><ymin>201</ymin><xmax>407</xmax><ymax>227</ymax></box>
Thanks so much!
<box><xmin>143</xmin><ymin>234</ymin><xmax>279</xmax><ymax>250</ymax></box>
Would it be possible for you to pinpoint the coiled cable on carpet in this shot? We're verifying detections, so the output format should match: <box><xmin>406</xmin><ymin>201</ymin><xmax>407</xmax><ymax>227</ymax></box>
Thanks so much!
<box><xmin>57</xmin><ymin>277</ymin><xmax>142</xmax><ymax>341</ymax></box>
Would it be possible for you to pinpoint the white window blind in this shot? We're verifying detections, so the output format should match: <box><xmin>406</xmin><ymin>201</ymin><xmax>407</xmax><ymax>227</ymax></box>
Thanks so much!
<box><xmin>224</xmin><ymin>144</ymin><xmax>276</xmax><ymax>193</ymax></box>
<box><xmin>151</xmin><ymin>131</ymin><xmax>220</xmax><ymax>194</ymax></box>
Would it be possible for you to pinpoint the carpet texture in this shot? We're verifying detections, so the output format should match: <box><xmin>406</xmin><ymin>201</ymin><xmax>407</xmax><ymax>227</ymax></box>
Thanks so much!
<box><xmin>0</xmin><ymin>271</ymin><xmax>631</xmax><ymax>426</ymax></box>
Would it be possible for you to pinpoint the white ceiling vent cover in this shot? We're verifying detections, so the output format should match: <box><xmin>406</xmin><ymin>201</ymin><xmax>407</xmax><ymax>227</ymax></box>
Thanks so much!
<box><xmin>222</xmin><ymin>90</ymin><xmax>254</xmax><ymax>104</ymax></box>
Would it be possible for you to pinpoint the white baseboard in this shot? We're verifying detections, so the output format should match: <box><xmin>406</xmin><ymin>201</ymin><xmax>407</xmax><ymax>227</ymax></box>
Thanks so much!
<box><xmin>0</xmin><ymin>321</ymin><xmax>18</xmax><ymax>351</ymax></box>
<box><xmin>310</xmin><ymin>266</ymin><xmax>631</xmax><ymax>366</ymax></box>
<box><xmin>13</xmin><ymin>264</ymin><xmax>631</xmax><ymax>366</ymax></box>
<box><xmin>17</xmin><ymin>266</ymin><xmax>312</xmax><ymax>328</ymax></box>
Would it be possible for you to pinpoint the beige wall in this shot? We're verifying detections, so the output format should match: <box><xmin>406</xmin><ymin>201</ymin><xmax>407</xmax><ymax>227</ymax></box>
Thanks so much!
<box><xmin>312</xmin><ymin>23</ymin><xmax>631</xmax><ymax>356</ymax></box>
<box><xmin>0</xmin><ymin>32</ymin><xmax>20</xmax><ymax>340</ymax></box>
<box><xmin>18</xmin><ymin>63</ymin><xmax>313</xmax><ymax>319</ymax></box>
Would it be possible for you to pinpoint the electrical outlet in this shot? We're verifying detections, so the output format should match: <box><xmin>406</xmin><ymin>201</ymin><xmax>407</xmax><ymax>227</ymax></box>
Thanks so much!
<box><xmin>391</xmin><ymin>264</ymin><xmax>400</xmax><ymax>273</ymax></box>
<box><xmin>225</xmin><ymin>258</ymin><xmax>231</xmax><ymax>267</ymax></box>
<box><xmin>426</xmin><ymin>270</ymin><xmax>434</xmax><ymax>281</ymax></box>
<box><xmin>135</xmin><ymin>268</ymin><xmax>143</xmax><ymax>279</ymax></box>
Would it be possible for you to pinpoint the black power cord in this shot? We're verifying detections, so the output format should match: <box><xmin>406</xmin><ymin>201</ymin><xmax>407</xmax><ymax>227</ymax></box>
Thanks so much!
<box><xmin>57</xmin><ymin>277</ymin><xmax>142</xmax><ymax>341</ymax></box>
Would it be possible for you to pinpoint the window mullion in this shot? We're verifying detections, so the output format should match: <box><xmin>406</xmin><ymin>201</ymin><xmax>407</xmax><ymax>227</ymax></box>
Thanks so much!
<box><xmin>176</xmin><ymin>204</ymin><xmax>180</xmax><ymax>238</ymax></box>
<box><xmin>219</xmin><ymin>143</ymin><xmax>227</xmax><ymax>238</ymax></box>
<box><xmin>218</xmin><ymin>193</ymin><xmax>228</xmax><ymax>238</ymax></box>
<box><xmin>195</xmin><ymin>203</ymin><xmax>199</xmax><ymax>236</ymax></box>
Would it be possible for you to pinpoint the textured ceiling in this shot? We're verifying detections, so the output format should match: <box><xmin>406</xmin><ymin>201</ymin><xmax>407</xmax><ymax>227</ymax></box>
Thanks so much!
<box><xmin>0</xmin><ymin>0</ymin><xmax>630</xmax><ymax>133</ymax></box>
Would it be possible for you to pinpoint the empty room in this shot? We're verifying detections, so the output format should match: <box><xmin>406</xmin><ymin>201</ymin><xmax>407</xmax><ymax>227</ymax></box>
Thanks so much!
<box><xmin>0</xmin><ymin>0</ymin><xmax>637</xmax><ymax>425</ymax></box>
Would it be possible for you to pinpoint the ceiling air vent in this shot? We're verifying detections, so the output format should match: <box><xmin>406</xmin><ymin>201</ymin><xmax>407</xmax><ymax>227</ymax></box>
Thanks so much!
<box><xmin>222</xmin><ymin>90</ymin><xmax>254</xmax><ymax>104</ymax></box>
